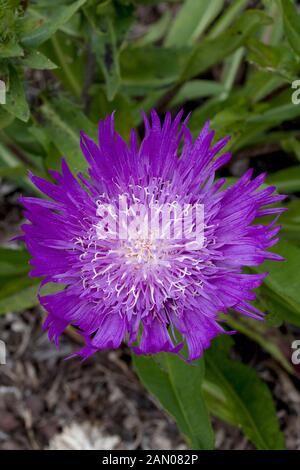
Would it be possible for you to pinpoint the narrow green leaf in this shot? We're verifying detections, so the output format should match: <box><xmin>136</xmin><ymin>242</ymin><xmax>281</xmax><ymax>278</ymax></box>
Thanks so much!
<box><xmin>5</xmin><ymin>66</ymin><xmax>30</xmax><ymax>122</ymax></box>
<box><xmin>258</xmin><ymin>283</ymin><xmax>300</xmax><ymax>328</ymax></box>
<box><xmin>280</xmin><ymin>200</ymin><xmax>300</xmax><ymax>244</ymax></box>
<box><xmin>0</xmin><ymin>41</ymin><xmax>23</xmax><ymax>59</ymax></box>
<box><xmin>225</xmin><ymin>315</ymin><xmax>294</xmax><ymax>376</ymax></box>
<box><xmin>181</xmin><ymin>10</ymin><xmax>272</xmax><ymax>81</ymax></box>
<box><xmin>281</xmin><ymin>199</ymin><xmax>300</xmax><ymax>223</ymax></box>
<box><xmin>40</xmin><ymin>98</ymin><xmax>96</xmax><ymax>173</ymax></box>
<box><xmin>219</xmin><ymin>47</ymin><xmax>244</xmax><ymax>100</ymax></box>
<box><xmin>0</xmin><ymin>285</ymin><xmax>38</xmax><ymax>314</ymax></box>
<box><xmin>90</xmin><ymin>4</ymin><xmax>134</xmax><ymax>101</ymax></box>
<box><xmin>0</xmin><ymin>248</ymin><xmax>30</xmax><ymax>277</ymax></box>
<box><xmin>48</xmin><ymin>33</ymin><xmax>83</xmax><ymax>97</ymax></box>
<box><xmin>205</xmin><ymin>336</ymin><xmax>285</xmax><ymax>450</ymax></box>
<box><xmin>0</xmin><ymin>107</ymin><xmax>15</xmax><ymax>130</ymax></box>
<box><xmin>89</xmin><ymin>85</ymin><xmax>135</xmax><ymax>140</ymax></box>
<box><xmin>0</xmin><ymin>277</ymin><xmax>39</xmax><ymax>315</ymax></box>
<box><xmin>281</xmin><ymin>137</ymin><xmax>300</xmax><ymax>162</ymax></box>
<box><xmin>267</xmin><ymin>165</ymin><xmax>300</xmax><ymax>193</ymax></box>
<box><xmin>21</xmin><ymin>0</ymin><xmax>86</xmax><ymax>47</ymax></box>
<box><xmin>253</xmin><ymin>240</ymin><xmax>300</xmax><ymax>326</ymax></box>
<box><xmin>136</xmin><ymin>11</ymin><xmax>171</xmax><ymax>47</ymax></box>
<box><xmin>170</xmin><ymin>80</ymin><xmax>225</xmax><ymax>107</ymax></box>
<box><xmin>133</xmin><ymin>354</ymin><xmax>214</xmax><ymax>450</ymax></box>
<box><xmin>207</xmin><ymin>0</ymin><xmax>249</xmax><ymax>39</ymax></box>
<box><xmin>280</xmin><ymin>0</ymin><xmax>300</xmax><ymax>56</ymax></box>
<box><xmin>247</xmin><ymin>38</ymin><xmax>298</xmax><ymax>81</ymax></box>
<box><xmin>0</xmin><ymin>164</ymin><xmax>27</xmax><ymax>178</ymax></box>
<box><xmin>0</xmin><ymin>141</ymin><xmax>19</xmax><ymax>167</ymax></box>
<box><xmin>92</xmin><ymin>18</ymin><xmax>121</xmax><ymax>101</ymax></box>
<box><xmin>0</xmin><ymin>140</ymin><xmax>36</xmax><ymax>191</ymax></box>
<box><xmin>165</xmin><ymin>0</ymin><xmax>224</xmax><ymax>47</ymax></box>
<box><xmin>20</xmin><ymin>49</ymin><xmax>57</xmax><ymax>70</ymax></box>
<box><xmin>121</xmin><ymin>46</ymin><xmax>187</xmax><ymax>93</ymax></box>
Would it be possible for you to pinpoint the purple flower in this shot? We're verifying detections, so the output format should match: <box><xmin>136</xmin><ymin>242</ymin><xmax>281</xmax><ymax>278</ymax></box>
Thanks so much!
<box><xmin>19</xmin><ymin>111</ymin><xmax>285</xmax><ymax>360</ymax></box>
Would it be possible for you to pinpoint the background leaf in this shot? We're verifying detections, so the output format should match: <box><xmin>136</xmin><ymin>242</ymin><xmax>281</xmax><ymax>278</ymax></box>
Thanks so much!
<box><xmin>253</xmin><ymin>240</ymin><xmax>300</xmax><ymax>327</ymax></box>
<box><xmin>280</xmin><ymin>0</ymin><xmax>300</xmax><ymax>57</ymax></box>
<box><xmin>165</xmin><ymin>0</ymin><xmax>224</xmax><ymax>47</ymax></box>
<box><xmin>5</xmin><ymin>66</ymin><xmax>29</xmax><ymax>122</ymax></box>
<box><xmin>133</xmin><ymin>353</ymin><xmax>214</xmax><ymax>450</ymax></box>
<box><xmin>204</xmin><ymin>336</ymin><xmax>285</xmax><ymax>450</ymax></box>
<box><xmin>40</xmin><ymin>98</ymin><xmax>96</xmax><ymax>173</ymax></box>
<box><xmin>21</xmin><ymin>0</ymin><xmax>87</xmax><ymax>48</ymax></box>
<box><xmin>181</xmin><ymin>10</ymin><xmax>271</xmax><ymax>81</ymax></box>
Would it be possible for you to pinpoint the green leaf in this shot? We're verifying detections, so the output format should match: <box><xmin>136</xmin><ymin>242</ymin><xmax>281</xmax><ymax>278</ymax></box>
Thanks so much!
<box><xmin>225</xmin><ymin>315</ymin><xmax>295</xmax><ymax>376</ymax></box>
<box><xmin>204</xmin><ymin>336</ymin><xmax>285</xmax><ymax>450</ymax></box>
<box><xmin>181</xmin><ymin>10</ymin><xmax>272</xmax><ymax>81</ymax></box>
<box><xmin>247</xmin><ymin>38</ymin><xmax>299</xmax><ymax>81</ymax></box>
<box><xmin>0</xmin><ymin>164</ymin><xmax>27</xmax><ymax>178</ymax></box>
<box><xmin>257</xmin><ymin>283</ymin><xmax>300</xmax><ymax>328</ymax></box>
<box><xmin>0</xmin><ymin>140</ymin><xmax>35</xmax><ymax>191</ymax></box>
<box><xmin>0</xmin><ymin>277</ymin><xmax>39</xmax><ymax>315</ymax></box>
<box><xmin>133</xmin><ymin>353</ymin><xmax>214</xmax><ymax>450</ymax></box>
<box><xmin>20</xmin><ymin>49</ymin><xmax>57</xmax><ymax>70</ymax></box>
<box><xmin>281</xmin><ymin>198</ymin><xmax>300</xmax><ymax>224</ymax></box>
<box><xmin>131</xmin><ymin>0</ymin><xmax>180</xmax><ymax>4</ymax></box>
<box><xmin>90</xmin><ymin>3</ymin><xmax>134</xmax><ymax>101</ymax></box>
<box><xmin>217</xmin><ymin>47</ymin><xmax>244</xmax><ymax>101</ymax></box>
<box><xmin>189</xmin><ymin>86</ymin><xmax>300</xmax><ymax>152</ymax></box>
<box><xmin>170</xmin><ymin>80</ymin><xmax>225</xmax><ymax>107</ymax></box>
<box><xmin>46</xmin><ymin>32</ymin><xmax>83</xmax><ymax>97</ymax></box>
<box><xmin>279</xmin><ymin>199</ymin><xmax>300</xmax><ymax>245</ymax></box>
<box><xmin>0</xmin><ymin>41</ymin><xmax>23</xmax><ymax>59</ymax></box>
<box><xmin>40</xmin><ymin>98</ymin><xmax>96</xmax><ymax>173</ymax></box>
<box><xmin>280</xmin><ymin>0</ymin><xmax>300</xmax><ymax>56</ymax></box>
<box><xmin>89</xmin><ymin>85</ymin><xmax>135</xmax><ymax>140</ymax></box>
<box><xmin>242</xmin><ymin>70</ymin><xmax>284</xmax><ymax>104</ymax></box>
<box><xmin>207</xmin><ymin>0</ymin><xmax>249</xmax><ymax>39</ymax></box>
<box><xmin>91</xmin><ymin>18</ymin><xmax>121</xmax><ymax>101</ymax></box>
<box><xmin>281</xmin><ymin>137</ymin><xmax>300</xmax><ymax>162</ymax></box>
<box><xmin>253</xmin><ymin>240</ymin><xmax>300</xmax><ymax>326</ymax></box>
<box><xmin>0</xmin><ymin>285</ymin><xmax>39</xmax><ymax>314</ymax></box>
<box><xmin>121</xmin><ymin>46</ymin><xmax>188</xmax><ymax>94</ymax></box>
<box><xmin>21</xmin><ymin>0</ymin><xmax>87</xmax><ymax>47</ymax></box>
<box><xmin>0</xmin><ymin>141</ymin><xmax>19</xmax><ymax>167</ymax></box>
<box><xmin>267</xmin><ymin>165</ymin><xmax>300</xmax><ymax>193</ymax></box>
<box><xmin>165</xmin><ymin>0</ymin><xmax>224</xmax><ymax>47</ymax></box>
<box><xmin>2</xmin><ymin>118</ymin><xmax>46</xmax><ymax>158</ymax></box>
<box><xmin>5</xmin><ymin>66</ymin><xmax>30</xmax><ymax>122</ymax></box>
<box><xmin>0</xmin><ymin>106</ymin><xmax>15</xmax><ymax>130</ymax></box>
<box><xmin>0</xmin><ymin>248</ymin><xmax>30</xmax><ymax>277</ymax></box>
<box><xmin>248</xmin><ymin>102</ymin><xmax>300</xmax><ymax>124</ymax></box>
<box><xmin>0</xmin><ymin>273</ymin><xmax>62</xmax><ymax>315</ymax></box>
<box><xmin>135</xmin><ymin>11</ymin><xmax>171</xmax><ymax>47</ymax></box>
